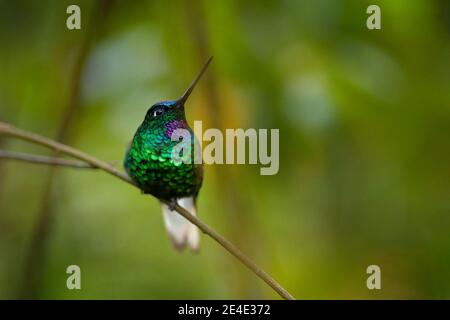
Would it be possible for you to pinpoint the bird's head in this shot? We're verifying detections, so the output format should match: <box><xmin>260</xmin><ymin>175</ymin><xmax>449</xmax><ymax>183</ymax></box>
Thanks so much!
<box><xmin>142</xmin><ymin>57</ymin><xmax>213</xmax><ymax>129</ymax></box>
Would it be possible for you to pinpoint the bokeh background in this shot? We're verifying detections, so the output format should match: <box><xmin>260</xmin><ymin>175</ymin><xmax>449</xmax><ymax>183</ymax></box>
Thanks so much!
<box><xmin>0</xmin><ymin>0</ymin><xmax>449</xmax><ymax>299</ymax></box>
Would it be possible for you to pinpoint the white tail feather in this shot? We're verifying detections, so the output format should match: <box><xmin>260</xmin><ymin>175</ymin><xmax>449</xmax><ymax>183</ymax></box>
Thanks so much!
<box><xmin>161</xmin><ymin>197</ymin><xmax>200</xmax><ymax>252</ymax></box>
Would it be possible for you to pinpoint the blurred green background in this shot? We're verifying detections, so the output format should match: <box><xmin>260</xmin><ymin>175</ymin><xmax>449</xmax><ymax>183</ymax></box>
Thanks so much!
<box><xmin>0</xmin><ymin>0</ymin><xmax>449</xmax><ymax>299</ymax></box>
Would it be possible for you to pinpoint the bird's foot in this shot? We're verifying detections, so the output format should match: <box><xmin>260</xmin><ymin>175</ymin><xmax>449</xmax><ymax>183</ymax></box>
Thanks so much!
<box><xmin>168</xmin><ymin>198</ymin><xmax>178</xmax><ymax>211</ymax></box>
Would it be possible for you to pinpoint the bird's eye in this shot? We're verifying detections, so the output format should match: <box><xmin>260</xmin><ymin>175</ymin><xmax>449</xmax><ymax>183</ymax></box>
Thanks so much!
<box><xmin>153</xmin><ymin>108</ymin><xmax>164</xmax><ymax>117</ymax></box>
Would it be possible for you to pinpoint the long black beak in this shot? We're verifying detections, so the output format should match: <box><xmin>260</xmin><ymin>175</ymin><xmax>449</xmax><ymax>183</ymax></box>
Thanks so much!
<box><xmin>177</xmin><ymin>56</ymin><xmax>213</xmax><ymax>106</ymax></box>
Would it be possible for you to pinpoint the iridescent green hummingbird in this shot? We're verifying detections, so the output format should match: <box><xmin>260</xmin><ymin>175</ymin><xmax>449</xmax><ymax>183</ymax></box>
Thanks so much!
<box><xmin>124</xmin><ymin>57</ymin><xmax>212</xmax><ymax>252</ymax></box>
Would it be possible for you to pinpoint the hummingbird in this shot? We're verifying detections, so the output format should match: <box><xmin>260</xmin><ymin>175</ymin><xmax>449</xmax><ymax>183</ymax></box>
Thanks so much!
<box><xmin>124</xmin><ymin>57</ymin><xmax>212</xmax><ymax>252</ymax></box>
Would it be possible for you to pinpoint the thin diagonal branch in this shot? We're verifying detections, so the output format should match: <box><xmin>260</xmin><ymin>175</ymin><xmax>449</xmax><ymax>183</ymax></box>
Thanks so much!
<box><xmin>0</xmin><ymin>150</ymin><xmax>98</xmax><ymax>168</ymax></box>
<box><xmin>0</xmin><ymin>121</ymin><xmax>295</xmax><ymax>300</ymax></box>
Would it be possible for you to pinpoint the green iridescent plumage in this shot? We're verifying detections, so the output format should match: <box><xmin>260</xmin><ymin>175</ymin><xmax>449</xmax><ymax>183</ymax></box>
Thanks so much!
<box><xmin>124</xmin><ymin>103</ymin><xmax>202</xmax><ymax>200</ymax></box>
<box><xmin>124</xmin><ymin>57</ymin><xmax>213</xmax><ymax>203</ymax></box>
<box><xmin>123</xmin><ymin>57</ymin><xmax>212</xmax><ymax>252</ymax></box>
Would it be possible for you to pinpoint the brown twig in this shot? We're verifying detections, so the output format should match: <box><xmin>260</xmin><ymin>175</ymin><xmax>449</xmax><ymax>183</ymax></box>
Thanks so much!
<box><xmin>0</xmin><ymin>121</ymin><xmax>295</xmax><ymax>300</ymax></box>
<box><xmin>20</xmin><ymin>2</ymin><xmax>113</xmax><ymax>299</ymax></box>
<box><xmin>21</xmin><ymin>33</ymin><xmax>87</xmax><ymax>298</ymax></box>
<box><xmin>0</xmin><ymin>150</ymin><xmax>99</xmax><ymax>168</ymax></box>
